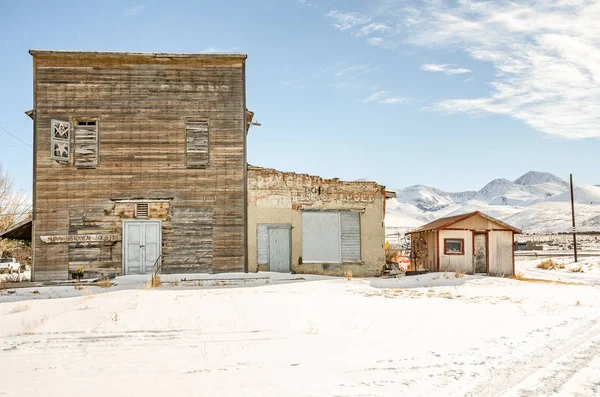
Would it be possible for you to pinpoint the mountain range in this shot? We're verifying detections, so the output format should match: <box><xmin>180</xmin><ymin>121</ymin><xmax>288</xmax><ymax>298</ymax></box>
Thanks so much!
<box><xmin>385</xmin><ymin>171</ymin><xmax>600</xmax><ymax>234</ymax></box>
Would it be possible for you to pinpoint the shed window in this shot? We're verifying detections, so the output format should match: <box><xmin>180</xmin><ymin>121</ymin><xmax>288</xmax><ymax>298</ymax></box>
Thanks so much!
<box><xmin>185</xmin><ymin>120</ymin><xmax>209</xmax><ymax>167</ymax></box>
<box><xmin>74</xmin><ymin>120</ymin><xmax>99</xmax><ymax>167</ymax></box>
<box><xmin>444</xmin><ymin>239</ymin><xmax>464</xmax><ymax>255</ymax></box>
<box><xmin>302</xmin><ymin>211</ymin><xmax>361</xmax><ymax>263</ymax></box>
<box><xmin>51</xmin><ymin>119</ymin><xmax>71</xmax><ymax>161</ymax></box>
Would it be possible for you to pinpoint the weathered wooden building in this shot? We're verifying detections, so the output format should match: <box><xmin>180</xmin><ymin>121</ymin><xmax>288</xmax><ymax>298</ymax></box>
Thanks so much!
<box><xmin>28</xmin><ymin>50</ymin><xmax>251</xmax><ymax>281</ymax></box>
<box><xmin>408</xmin><ymin>211</ymin><xmax>521</xmax><ymax>276</ymax></box>
<box><xmin>248</xmin><ymin>166</ymin><xmax>395</xmax><ymax>277</ymax></box>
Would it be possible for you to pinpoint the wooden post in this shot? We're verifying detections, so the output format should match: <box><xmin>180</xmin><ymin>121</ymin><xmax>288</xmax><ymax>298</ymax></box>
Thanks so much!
<box><xmin>570</xmin><ymin>174</ymin><xmax>578</xmax><ymax>262</ymax></box>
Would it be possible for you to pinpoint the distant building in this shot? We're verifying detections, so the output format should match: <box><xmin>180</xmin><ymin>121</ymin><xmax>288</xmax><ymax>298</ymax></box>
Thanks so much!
<box><xmin>247</xmin><ymin>166</ymin><xmax>394</xmax><ymax>277</ymax></box>
<box><xmin>408</xmin><ymin>211</ymin><xmax>522</xmax><ymax>276</ymax></box>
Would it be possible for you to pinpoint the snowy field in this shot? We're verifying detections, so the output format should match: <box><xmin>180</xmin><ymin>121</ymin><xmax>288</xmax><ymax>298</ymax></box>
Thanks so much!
<box><xmin>2</xmin><ymin>258</ymin><xmax>600</xmax><ymax>396</ymax></box>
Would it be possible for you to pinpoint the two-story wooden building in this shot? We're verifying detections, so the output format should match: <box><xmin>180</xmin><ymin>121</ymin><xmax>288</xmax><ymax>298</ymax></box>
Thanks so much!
<box><xmin>28</xmin><ymin>50</ymin><xmax>250</xmax><ymax>281</ymax></box>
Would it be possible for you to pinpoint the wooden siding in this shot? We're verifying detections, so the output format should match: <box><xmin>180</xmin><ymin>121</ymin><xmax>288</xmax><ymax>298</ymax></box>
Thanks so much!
<box><xmin>32</xmin><ymin>53</ymin><xmax>246</xmax><ymax>281</ymax></box>
<box><xmin>410</xmin><ymin>231</ymin><xmax>436</xmax><ymax>272</ymax></box>
<box><xmin>450</xmin><ymin>216</ymin><xmax>508</xmax><ymax>231</ymax></box>
<box><xmin>438</xmin><ymin>230</ymin><xmax>473</xmax><ymax>273</ymax></box>
<box><xmin>488</xmin><ymin>231</ymin><xmax>514</xmax><ymax>276</ymax></box>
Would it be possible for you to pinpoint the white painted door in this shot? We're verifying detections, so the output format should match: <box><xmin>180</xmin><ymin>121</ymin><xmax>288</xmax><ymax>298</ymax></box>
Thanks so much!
<box><xmin>268</xmin><ymin>228</ymin><xmax>291</xmax><ymax>272</ymax></box>
<box><xmin>123</xmin><ymin>221</ymin><xmax>162</xmax><ymax>275</ymax></box>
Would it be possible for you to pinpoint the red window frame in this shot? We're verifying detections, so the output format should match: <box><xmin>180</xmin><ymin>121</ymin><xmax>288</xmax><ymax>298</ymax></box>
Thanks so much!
<box><xmin>444</xmin><ymin>238</ymin><xmax>465</xmax><ymax>255</ymax></box>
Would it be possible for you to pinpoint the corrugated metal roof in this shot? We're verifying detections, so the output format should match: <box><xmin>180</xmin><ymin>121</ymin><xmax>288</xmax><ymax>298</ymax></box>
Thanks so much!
<box><xmin>0</xmin><ymin>219</ymin><xmax>32</xmax><ymax>241</ymax></box>
<box><xmin>408</xmin><ymin>211</ymin><xmax>521</xmax><ymax>234</ymax></box>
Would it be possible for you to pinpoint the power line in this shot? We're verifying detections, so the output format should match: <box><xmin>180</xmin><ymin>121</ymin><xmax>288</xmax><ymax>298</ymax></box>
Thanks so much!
<box><xmin>0</xmin><ymin>124</ymin><xmax>32</xmax><ymax>148</ymax></box>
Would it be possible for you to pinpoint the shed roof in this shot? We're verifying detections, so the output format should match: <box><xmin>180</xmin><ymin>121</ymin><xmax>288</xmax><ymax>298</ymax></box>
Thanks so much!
<box><xmin>0</xmin><ymin>219</ymin><xmax>32</xmax><ymax>241</ymax></box>
<box><xmin>29</xmin><ymin>49</ymin><xmax>247</xmax><ymax>60</ymax></box>
<box><xmin>408</xmin><ymin>211</ymin><xmax>521</xmax><ymax>234</ymax></box>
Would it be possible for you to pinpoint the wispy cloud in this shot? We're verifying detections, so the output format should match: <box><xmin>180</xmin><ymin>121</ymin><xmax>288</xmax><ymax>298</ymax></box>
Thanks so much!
<box><xmin>364</xmin><ymin>91</ymin><xmax>407</xmax><ymax>105</ymax></box>
<box><xmin>125</xmin><ymin>4</ymin><xmax>145</xmax><ymax>16</ymax></box>
<box><xmin>297</xmin><ymin>0</ymin><xmax>319</xmax><ymax>9</ymax></box>
<box><xmin>324</xmin><ymin>1</ymin><xmax>600</xmax><ymax>139</ymax></box>
<box><xmin>421</xmin><ymin>63</ymin><xmax>471</xmax><ymax>75</ymax></box>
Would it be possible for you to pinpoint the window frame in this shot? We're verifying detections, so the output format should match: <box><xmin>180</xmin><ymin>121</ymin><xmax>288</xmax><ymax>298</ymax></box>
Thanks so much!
<box><xmin>50</xmin><ymin>119</ymin><xmax>71</xmax><ymax>162</ymax></box>
<box><xmin>444</xmin><ymin>238</ymin><xmax>465</xmax><ymax>255</ymax></box>
<box><xmin>301</xmin><ymin>210</ymin><xmax>362</xmax><ymax>263</ymax></box>
<box><xmin>73</xmin><ymin>118</ymin><xmax>99</xmax><ymax>168</ymax></box>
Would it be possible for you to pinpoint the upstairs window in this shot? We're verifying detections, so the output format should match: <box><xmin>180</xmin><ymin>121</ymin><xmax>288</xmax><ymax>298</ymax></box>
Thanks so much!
<box><xmin>185</xmin><ymin>119</ymin><xmax>209</xmax><ymax>167</ymax></box>
<box><xmin>51</xmin><ymin>119</ymin><xmax>70</xmax><ymax>162</ymax></box>
<box><xmin>74</xmin><ymin>120</ymin><xmax>99</xmax><ymax>168</ymax></box>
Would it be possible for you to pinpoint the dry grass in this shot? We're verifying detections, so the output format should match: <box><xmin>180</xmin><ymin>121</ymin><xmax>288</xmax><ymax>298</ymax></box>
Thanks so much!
<box><xmin>536</xmin><ymin>259</ymin><xmax>565</xmax><ymax>270</ymax></box>
<box><xmin>344</xmin><ymin>271</ymin><xmax>353</xmax><ymax>281</ymax></box>
<box><xmin>10</xmin><ymin>304</ymin><xmax>30</xmax><ymax>313</ymax></box>
<box><xmin>454</xmin><ymin>270</ymin><xmax>466</xmax><ymax>279</ymax></box>
<box><xmin>147</xmin><ymin>274</ymin><xmax>162</xmax><ymax>289</ymax></box>
<box><xmin>511</xmin><ymin>272</ymin><xmax>526</xmax><ymax>280</ymax></box>
<box><xmin>385</xmin><ymin>245</ymin><xmax>401</xmax><ymax>264</ymax></box>
<box><xmin>98</xmin><ymin>278</ymin><xmax>112</xmax><ymax>288</ymax></box>
<box><xmin>569</xmin><ymin>265</ymin><xmax>584</xmax><ymax>273</ymax></box>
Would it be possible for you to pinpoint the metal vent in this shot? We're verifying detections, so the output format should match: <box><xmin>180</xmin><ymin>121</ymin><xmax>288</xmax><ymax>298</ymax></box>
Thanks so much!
<box><xmin>135</xmin><ymin>203</ymin><xmax>149</xmax><ymax>218</ymax></box>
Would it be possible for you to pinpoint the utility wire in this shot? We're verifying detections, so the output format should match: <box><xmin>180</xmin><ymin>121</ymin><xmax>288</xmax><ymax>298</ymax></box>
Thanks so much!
<box><xmin>0</xmin><ymin>124</ymin><xmax>32</xmax><ymax>148</ymax></box>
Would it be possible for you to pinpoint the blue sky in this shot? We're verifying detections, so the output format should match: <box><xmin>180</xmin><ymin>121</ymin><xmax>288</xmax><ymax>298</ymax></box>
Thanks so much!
<box><xmin>1</xmin><ymin>0</ymin><xmax>599</xmax><ymax>197</ymax></box>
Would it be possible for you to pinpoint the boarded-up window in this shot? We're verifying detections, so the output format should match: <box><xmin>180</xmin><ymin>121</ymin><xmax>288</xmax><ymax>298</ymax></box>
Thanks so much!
<box><xmin>51</xmin><ymin>119</ymin><xmax>70</xmax><ymax>161</ymax></box>
<box><xmin>74</xmin><ymin>120</ymin><xmax>99</xmax><ymax>167</ymax></box>
<box><xmin>257</xmin><ymin>224</ymin><xmax>269</xmax><ymax>264</ymax></box>
<box><xmin>302</xmin><ymin>211</ymin><xmax>361</xmax><ymax>263</ymax></box>
<box><xmin>185</xmin><ymin>120</ymin><xmax>209</xmax><ymax>167</ymax></box>
<box><xmin>340</xmin><ymin>212</ymin><xmax>361</xmax><ymax>262</ymax></box>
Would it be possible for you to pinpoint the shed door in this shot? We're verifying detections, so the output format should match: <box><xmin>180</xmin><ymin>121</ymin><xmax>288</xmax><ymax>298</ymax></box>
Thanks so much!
<box><xmin>123</xmin><ymin>221</ymin><xmax>162</xmax><ymax>275</ymax></box>
<box><xmin>302</xmin><ymin>212</ymin><xmax>340</xmax><ymax>262</ymax></box>
<box><xmin>268</xmin><ymin>228</ymin><xmax>291</xmax><ymax>273</ymax></box>
<box><xmin>473</xmin><ymin>233</ymin><xmax>487</xmax><ymax>273</ymax></box>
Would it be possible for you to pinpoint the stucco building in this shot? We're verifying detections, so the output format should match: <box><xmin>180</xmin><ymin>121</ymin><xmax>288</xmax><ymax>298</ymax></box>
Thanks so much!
<box><xmin>248</xmin><ymin>166</ymin><xmax>395</xmax><ymax>277</ymax></box>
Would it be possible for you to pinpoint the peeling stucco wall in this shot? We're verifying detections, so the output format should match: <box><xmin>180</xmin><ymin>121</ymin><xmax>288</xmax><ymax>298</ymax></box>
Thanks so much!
<box><xmin>248</xmin><ymin>167</ymin><xmax>386</xmax><ymax>277</ymax></box>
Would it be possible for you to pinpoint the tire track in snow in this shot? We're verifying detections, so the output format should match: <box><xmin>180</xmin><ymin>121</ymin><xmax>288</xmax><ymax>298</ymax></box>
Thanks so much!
<box><xmin>463</xmin><ymin>318</ymin><xmax>600</xmax><ymax>397</ymax></box>
<box><xmin>516</xmin><ymin>339</ymin><xmax>600</xmax><ymax>396</ymax></box>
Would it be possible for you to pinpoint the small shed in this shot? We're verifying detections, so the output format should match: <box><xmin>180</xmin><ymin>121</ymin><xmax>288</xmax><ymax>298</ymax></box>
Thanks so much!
<box><xmin>408</xmin><ymin>211</ymin><xmax>521</xmax><ymax>276</ymax></box>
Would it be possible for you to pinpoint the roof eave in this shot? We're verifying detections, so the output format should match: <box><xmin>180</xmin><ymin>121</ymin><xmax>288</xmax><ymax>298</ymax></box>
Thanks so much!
<box><xmin>29</xmin><ymin>49</ymin><xmax>248</xmax><ymax>60</ymax></box>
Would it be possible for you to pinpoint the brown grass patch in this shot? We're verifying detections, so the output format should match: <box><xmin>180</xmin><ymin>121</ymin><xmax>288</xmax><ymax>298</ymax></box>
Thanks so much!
<box><xmin>147</xmin><ymin>274</ymin><xmax>162</xmax><ymax>289</ymax></box>
<box><xmin>536</xmin><ymin>259</ymin><xmax>565</xmax><ymax>270</ymax></box>
<box><xmin>454</xmin><ymin>270</ymin><xmax>466</xmax><ymax>279</ymax></box>
<box><xmin>98</xmin><ymin>278</ymin><xmax>112</xmax><ymax>288</ymax></box>
<box><xmin>344</xmin><ymin>271</ymin><xmax>353</xmax><ymax>281</ymax></box>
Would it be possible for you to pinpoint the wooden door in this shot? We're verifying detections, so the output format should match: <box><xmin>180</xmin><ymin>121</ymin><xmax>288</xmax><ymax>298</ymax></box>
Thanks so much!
<box><xmin>268</xmin><ymin>227</ymin><xmax>291</xmax><ymax>272</ymax></box>
<box><xmin>123</xmin><ymin>221</ymin><xmax>162</xmax><ymax>275</ymax></box>
<box><xmin>473</xmin><ymin>233</ymin><xmax>487</xmax><ymax>273</ymax></box>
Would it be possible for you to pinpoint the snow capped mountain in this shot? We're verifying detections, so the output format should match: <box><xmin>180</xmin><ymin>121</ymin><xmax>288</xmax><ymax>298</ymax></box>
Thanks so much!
<box><xmin>547</xmin><ymin>185</ymin><xmax>600</xmax><ymax>205</ymax></box>
<box><xmin>447</xmin><ymin>191</ymin><xmax>476</xmax><ymax>203</ymax></box>
<box><xmin>386</xmin><ymin>171</ymin><xmax>600</xmax><ymax>233</ymax></box>
<box><xmin>470</xmin><ymin>178</ymin><xmax>541</xmax><ymax>206</ymax></box>
<box><xmin>514</xmin><ymin>171</ymin><xmax>569</xmax><ymax>189</ymax></box>
<box><xmin>395</xmin><ymin>185</ymin><xmax>454</xmax><ymax>212</ymax></box>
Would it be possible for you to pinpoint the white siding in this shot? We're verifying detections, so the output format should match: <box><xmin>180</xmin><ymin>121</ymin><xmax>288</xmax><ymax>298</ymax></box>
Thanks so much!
<box><xmin>340</xmin><ymin>211</ymin><xmax>361</xmax><ymax>262</ymax></box>
<box><xmin>438</xmin><ymin>230</ymin><xmax>473</xmax><ymax>273</ymax></box>
<box><xmin>488</xmin><ymin>231</ymin><xmax>514</xmax><ymax>276</ymax></box>
<box><xmin>302</xmin><ymin>212</ymin><xmax>340</xmax><ymax>262</ymax></box>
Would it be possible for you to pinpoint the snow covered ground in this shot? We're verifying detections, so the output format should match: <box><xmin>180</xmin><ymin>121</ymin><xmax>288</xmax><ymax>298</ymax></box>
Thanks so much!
<box><xmin>2</xmin><ymin>261</ymin><xmax>600</xmax><ymax>397</ymax></box>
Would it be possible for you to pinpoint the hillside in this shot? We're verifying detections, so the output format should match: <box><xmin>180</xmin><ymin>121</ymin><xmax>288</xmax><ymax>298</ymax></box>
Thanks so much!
<box><xmin>385</xmin><ymin>171</ymin><xmax>600</xmax><ymax>233</ymax></box>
